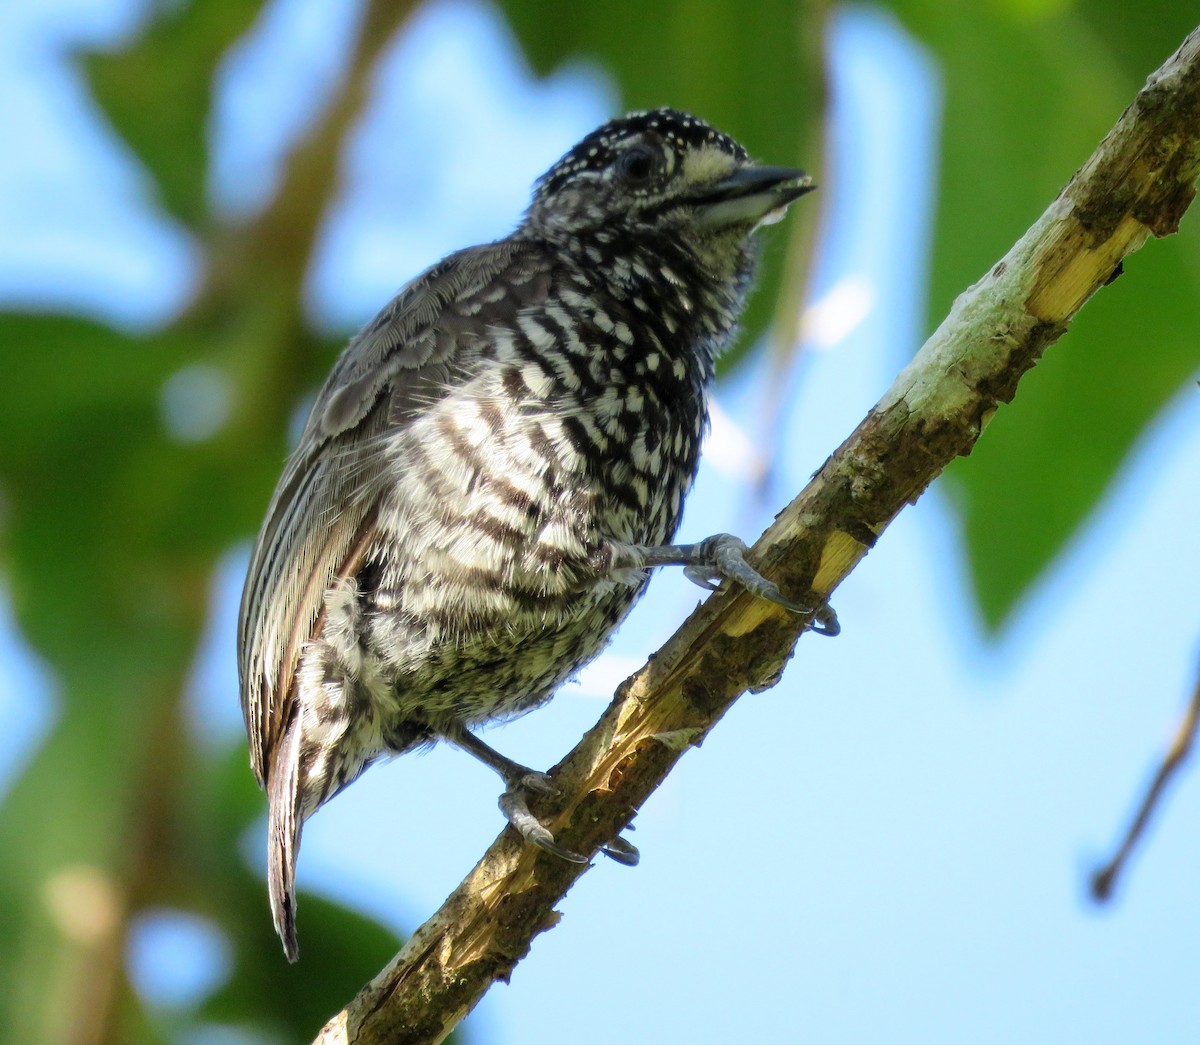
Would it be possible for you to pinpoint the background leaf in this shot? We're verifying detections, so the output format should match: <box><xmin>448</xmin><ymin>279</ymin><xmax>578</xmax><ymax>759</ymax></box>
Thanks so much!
<box><xmin>882</xmin><ymin>0</ymin><xmax>1200</xmax><ymax>623</ymax></box>
<box><xmin>81</xmin><ymin>1</ymin><xmax>264</xmax><ymax>228</ymax></box>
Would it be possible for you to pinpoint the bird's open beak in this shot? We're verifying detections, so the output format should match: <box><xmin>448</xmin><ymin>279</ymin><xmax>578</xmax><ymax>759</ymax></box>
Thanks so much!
<box><xmin>691</xmin><ymin>165</ymin><xmax>816</xmax><ymax>229</ymax></box>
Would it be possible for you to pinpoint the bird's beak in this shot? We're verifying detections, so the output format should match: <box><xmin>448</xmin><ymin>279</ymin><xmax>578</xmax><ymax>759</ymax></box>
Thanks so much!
<box><xmin>691</xmin><ymin>165</ymin><xmax>816</xmax><ymax>229</ymax></box>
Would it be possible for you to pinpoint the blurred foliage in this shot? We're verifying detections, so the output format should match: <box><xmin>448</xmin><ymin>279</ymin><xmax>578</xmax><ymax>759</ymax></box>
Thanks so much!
<box><xmin>83</xmin><ymin>3</ymin><xmax>262</xmax><ymax>228</ymax></box>
<box><xmin>884</xmin><ymin>0</ymin><xmax>1200</xmax><ymax>623</ymax></box>
<box><xmin>0</xmin><ymin>0</ymin><xmax>1197</xmax><ymax>1042</ymax></box>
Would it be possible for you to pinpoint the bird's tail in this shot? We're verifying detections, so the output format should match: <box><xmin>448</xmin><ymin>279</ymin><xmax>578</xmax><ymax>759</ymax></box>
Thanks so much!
<box><xmin>267</xmin><ymin>725</ymin><xmax>303</xmax><ymax>963</ymax></box>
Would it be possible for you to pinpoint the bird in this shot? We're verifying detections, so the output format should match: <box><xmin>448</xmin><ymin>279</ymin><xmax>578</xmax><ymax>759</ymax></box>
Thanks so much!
<box><xmin>238</xmin><ymin>107</ymin><xmax>837</xmax><ymax>961</ymax></box>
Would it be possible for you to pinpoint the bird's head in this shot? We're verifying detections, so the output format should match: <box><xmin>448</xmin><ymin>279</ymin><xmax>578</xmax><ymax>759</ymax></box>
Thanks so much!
<box><xmin>522</xmin><ymin>108</ymin><xmax>815</xmax><ymax>264</ymax></box>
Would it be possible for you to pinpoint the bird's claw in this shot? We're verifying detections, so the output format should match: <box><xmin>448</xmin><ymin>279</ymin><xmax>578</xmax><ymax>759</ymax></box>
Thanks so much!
<box><xmin>685</xmin><ymin>533</ymin><xmax>840</xmax><ymax>637</ymax></box>
<box><xmin>600</xmin><ymin>834</ymin><xmax>640</xmax><ymax>866</ymax></box>
<box><xmin>808</xmin><ymin>603</ymin><xmax>841</xmax><ymax>637</ymax></box>
<box><xmin>682</xmin><ymin>565</ymin><xmax>722</xmax><ymax>591</ymax></box>
<box><xmin>514</xmin><ymin>770</ymin><xmax>559</xmax><ymax>796</ymax></box>
<box><xmin>498</xmin><ymin>788</ymin><xmax>588</xmax><ymax>863</ymax></box>
<box><xmin>498</xmin><ymin>777</ymin><xmax>639</xmax><ymax>866</ymax></box>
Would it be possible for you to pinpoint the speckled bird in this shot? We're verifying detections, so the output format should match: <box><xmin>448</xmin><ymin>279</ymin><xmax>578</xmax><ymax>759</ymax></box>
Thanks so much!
<box><xmin>238</xmin><ymin>108</ymin><xmax>835</xmax><ymax>961</ymax></box>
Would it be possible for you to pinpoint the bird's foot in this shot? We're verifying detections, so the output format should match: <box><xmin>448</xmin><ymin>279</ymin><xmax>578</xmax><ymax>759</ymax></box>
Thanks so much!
<box><xmin>446</xmin><ymin>727</ymin><xmax>639</xmax><ymax>864</ymax></box>
<box><xmin>637</xmin><ymin>533</ymin><xmax>840</xmax><ymax>636</ymax></box>
<box><xmin>498</xmin><ymin>774</ymin><xmax>587</xmax><ymax>863</ymax></box>
<box><xmin>497</xmin><ymin>771</ymin><xmax>639</xmax><ymax>866</ymax></box>
<box><xmin>599</xmin><ymin>831</ymin><xmax>640</xmax><ymax>866</ymax></box>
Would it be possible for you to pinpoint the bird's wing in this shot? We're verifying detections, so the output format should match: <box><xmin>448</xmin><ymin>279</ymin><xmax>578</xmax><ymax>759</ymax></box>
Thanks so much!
<box><xmin>237</xmin><ymin>239</ymin><xmax>551</xmax><ymax>786</ymax></box>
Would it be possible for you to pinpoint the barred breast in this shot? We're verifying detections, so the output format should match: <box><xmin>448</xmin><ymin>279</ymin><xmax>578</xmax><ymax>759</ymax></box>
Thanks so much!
<box><xmin>354</xmin><ymin>252</ymin><xmax>715</xmax><ymax>734</ymax></box>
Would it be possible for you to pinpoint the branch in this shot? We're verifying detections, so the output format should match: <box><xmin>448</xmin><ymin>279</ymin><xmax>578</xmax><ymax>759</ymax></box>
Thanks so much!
<box><xmin>203</xmin><ymin>0</ymin><xmax>421</xmax><ymax>306</ymax></box>
<box><xmin>315</xmin><ymin>24</ymin><xmax>1200</xmax><ymax>1045</ymax></box>
<box><xmin>188</xmin><ymin>0</ymin><xmax>422</xmax><ymax>441</ymax></box>
<box><xmin>1091</xmin><ymin>651</ymin><xmax>1200</xmax><ymax>901</ymax></box>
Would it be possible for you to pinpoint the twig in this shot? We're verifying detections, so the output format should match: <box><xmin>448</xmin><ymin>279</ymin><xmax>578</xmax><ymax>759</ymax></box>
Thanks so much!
<box><xmin>202</xmin><ymin>0</ymin><xmax>421</xmax><ymax>309</ymax></box>
<box><xmin>315</xmin><ymin>24</ymin><xmax>1200</xmax><ymax>1045</ymax></box>
<box><xmin>1091</xmin><ymin>655</ymin><xmax>1200</xmax><ymax>901</ymax></box>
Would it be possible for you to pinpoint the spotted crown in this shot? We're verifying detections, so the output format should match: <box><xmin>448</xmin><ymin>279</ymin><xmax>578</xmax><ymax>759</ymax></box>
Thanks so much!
<box><xmin>535</xmin><ymin>108</ymin><xmax>750</xmax><ymax>197</ymax></box>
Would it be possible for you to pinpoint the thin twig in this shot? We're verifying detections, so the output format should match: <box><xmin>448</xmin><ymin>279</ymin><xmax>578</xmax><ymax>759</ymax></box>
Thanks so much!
<box><xmin>1091</xmin><ymin>656</ymin><xmax>1200</xmax><ymax>901</ymax></box>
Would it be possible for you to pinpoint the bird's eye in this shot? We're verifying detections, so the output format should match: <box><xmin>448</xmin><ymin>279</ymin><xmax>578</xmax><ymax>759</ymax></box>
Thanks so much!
<box><xmin>616</xmin><ymin>144</ymin><xmax>659</xmax><ymax>184</ymax></box>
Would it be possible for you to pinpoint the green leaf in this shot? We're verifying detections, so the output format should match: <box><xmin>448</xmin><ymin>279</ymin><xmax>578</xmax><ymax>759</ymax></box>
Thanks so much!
<box><xmin>0</xmin><ymin>314</ymin><xmax>193</xmax><ymax>660</ymax></box>
<box><xmin>200</xmin><ymin>869</ymin><xmax>405</xmax><ymax>1040</ymax></box>
<box><xmin>0</xmin><ymin>307</ymin><xmax>329</xmax><ymax>1040</ymax></box>
<box><xmin>78</xmin><ymin>0</ymin><xmax>267</xmax><ymax>228</ymax></box>
<box><xmin>883</xmin><ymin>1</ymin><xmax>1200</xmax><ymax>625</ymax></box>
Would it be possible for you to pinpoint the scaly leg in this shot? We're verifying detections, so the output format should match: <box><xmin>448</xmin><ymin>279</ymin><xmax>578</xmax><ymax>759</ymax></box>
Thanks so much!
<box><xmin>445</xmin><ymin>725</ymin><xmax>639</xmax><ymax>866</ymax></box>
<box><xmin>610</xmin><ymin>532</ymin><xmax>840</xmax><ymax>636</ymax></box>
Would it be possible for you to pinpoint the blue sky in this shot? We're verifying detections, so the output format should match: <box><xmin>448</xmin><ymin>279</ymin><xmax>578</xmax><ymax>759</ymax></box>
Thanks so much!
<box><xmin>3</xmin><ymin>1</ymin><xmax>1200</xmax><ymax>1042</ymax></box>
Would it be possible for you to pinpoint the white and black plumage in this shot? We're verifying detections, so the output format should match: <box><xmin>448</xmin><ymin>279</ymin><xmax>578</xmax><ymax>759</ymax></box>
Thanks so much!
<box><xmin>238</xmin><ymin>108</ymin><xmax>831</xmax><ymax>961</ymax></box>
